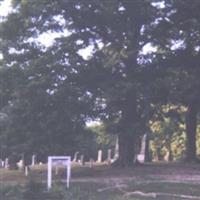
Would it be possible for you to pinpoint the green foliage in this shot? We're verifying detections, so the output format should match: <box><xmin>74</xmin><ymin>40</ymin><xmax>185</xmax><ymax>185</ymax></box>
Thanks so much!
<box><xmin>88</xmin><ymin>123</ymin><xmax>116</xmax><ymax>148</ymax></box>
<box><xmin>195</xmin><ymin>125</ymin><xmax>200</xmax><ymax>156</ymax></box>
<box><xmin>0</xmin><ymin>185</ymin><xmax>22</xmax><ymax>200</ymax></box>
<box><xmin>1</xmin><ymin>0</ymin><xmax>200</xmax><ymax>165</ymax></box>
<box><xmin>150</xmin><ymin>105</ymin><xmax>186</xmax><ymax>161</ymax></box>
<box><xmin>23</xmin><ymin>178</ymin><xmax>45</xmax><ymax>200</ymax></box>
<box><xmin>86</xmin><ymin>123</ymin><xmax>116</xmax><ymax>159</ymax></box>
<box><xmin>0</xmin><ymin>0</ymin><xmax>157</xmax><ymax>166</ymax></box>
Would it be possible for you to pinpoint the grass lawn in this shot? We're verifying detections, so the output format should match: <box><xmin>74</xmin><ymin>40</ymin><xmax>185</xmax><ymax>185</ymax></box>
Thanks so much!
<box><xmin>0</xmin><ymin>162</ymin><xmax>200</xmax><ymax>199</ymax></box>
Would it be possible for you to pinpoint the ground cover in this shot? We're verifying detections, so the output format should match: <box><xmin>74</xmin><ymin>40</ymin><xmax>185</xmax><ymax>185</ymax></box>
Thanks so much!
<box><xmin>0</xmin><ymin>163</ymin><xmax>200</xmax><ymax>199</ymax></box>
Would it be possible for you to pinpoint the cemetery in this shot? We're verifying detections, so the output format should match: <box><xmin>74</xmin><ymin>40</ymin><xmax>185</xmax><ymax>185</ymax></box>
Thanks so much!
<box><xmin>1</xmin><ymin>0</ymin><xmax>200</xmax><ymax>199</ymax></box>
<box><xmin>0</xmin><ymin>149</ymin><xmax>200</xmax><ymax>199</ymax></box>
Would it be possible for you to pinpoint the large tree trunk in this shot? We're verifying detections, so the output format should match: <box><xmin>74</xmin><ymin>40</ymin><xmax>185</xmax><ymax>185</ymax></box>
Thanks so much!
<box><xmin>185</xmin><ymin>104</ymin><xmax>197</xmax><ymax>162</ymax></box>
<box><xmin>111</xmin><ymin>1</ymin><xmax>143</xmax><ymax>168</ymax></box>
<box><xmin>112</xmin><ymin>92</ymin><xmax>138</xmax><ymax>168</ymax></box>
<box><xmin>116</xmin><ymin>133</ymin><xmax>136</xmax><ymax>167</ymax></box>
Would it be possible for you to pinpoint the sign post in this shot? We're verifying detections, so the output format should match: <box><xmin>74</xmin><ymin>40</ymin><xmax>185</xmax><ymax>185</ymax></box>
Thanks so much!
<box><xmin>47</xmin><ymin>156</ymin><xmax>71</xmax><ymax>190</ymax></box>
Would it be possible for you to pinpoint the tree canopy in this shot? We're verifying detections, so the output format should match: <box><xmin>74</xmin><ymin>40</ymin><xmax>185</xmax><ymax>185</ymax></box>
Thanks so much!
<box><xmin>0</xmin><ymin>0</ymin><xmax>200</xmax><ymax>166</ymax></box>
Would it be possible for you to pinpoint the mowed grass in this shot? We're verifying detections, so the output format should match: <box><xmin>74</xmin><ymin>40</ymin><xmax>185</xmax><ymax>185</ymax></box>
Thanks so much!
<box><xmin>0</xmin><ymin>163</ymin><xmax>200</xmax><ymax>199</ymax></box>
<box><xmin>0</xmin><ymin>180</ymin><xmax>199</xmax><ymax>200</ymax></box>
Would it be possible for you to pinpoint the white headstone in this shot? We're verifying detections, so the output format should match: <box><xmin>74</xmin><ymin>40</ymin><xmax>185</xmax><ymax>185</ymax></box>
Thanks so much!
<box><xmin>107</xmin><ymin>149</ymin><xmax>112</xmax><ymax>164</ymax></box>
<box><xmin>5</xmin><ymin>158</ymin><xmax>9</xmax><ymax>169</ymax></box>
<box><xmin>80</xmin><ymin>155</ymin><xmax>85</xmax><ymax>166</ymax></box>
<box><xmin>0</xmin><ymin>159</ymin><xmax>3</xmax><ymax>168</ymax></box>
<box><xmin>55</xmin><ymin>166</ymin><xmax>59</xmax><ymax>175</ymax></box>
<box><xmin>31</xmin><ymin>155</ymin><xmax>36</xmax><ymax>166</ymax></box>
<box><xmin>2</xmin><ymin>160</ymin><xmax>5</xmax><ymax>168</ymax></box>
<box><xmin>113</xmin><ymin>137</ymin><xmax>119</xmax><ymax>161</ymax></box>
<box><xmin>140</xmin><ymin>134</ymin><xmax>147</xmax><ymax>155</ymax></box>
<box><xmin>97</xmin><ymin>150</ymin><xmax>102</xmax><ymax>163</ymax></box>
<box><xmin>73</xmin><ymin>152</ymin><xmax>79</xmax><ymax>162</ymax></box>
<box><xmin>89</xmin><ymin>158</ymin><xmax>94</xmax><ymax>168</ymax></box>
<box><xmin>164</xmin><ymin>150</ymin><xmax>170</xmax><ymax>162</ymax></box>
<box><xmin>25</xmin><ymin>166</ymin><xmax>29</xmax><ymax>176</ymax></box>
<box><xmin>137</xmin><ymin>133</ymin><xmax>147</xmax><ymax>163</ymax></box>
<box><xmin>17</xmin><ymin>159</ymin><xmax>24</xmax><ymax>170</ymax></box>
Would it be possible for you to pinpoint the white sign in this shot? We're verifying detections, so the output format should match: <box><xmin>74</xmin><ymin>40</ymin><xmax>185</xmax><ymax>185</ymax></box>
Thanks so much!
<box><xmin>47</xmin><ymin>156</ymin><xmax>71</xmax><ymax>190</ymax></box>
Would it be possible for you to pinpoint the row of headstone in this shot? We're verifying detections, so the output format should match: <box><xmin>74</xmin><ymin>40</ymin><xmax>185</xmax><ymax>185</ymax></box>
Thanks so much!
<box><xmin>0</xmin><ymin>154</ymin><xmax>37</xmax><ymax>177</ymax></box>
<box><xmin>72</xmin><ymin>148</ymin><xmax>116</xmax><ymax>166</ymax></box>
<box><xmin>96</xmin><ymin>149</ymin><xmax>114</xmax><ymax>164</ymax></box>
<box><xmin>137</xmin><ymin>133</ymin><xmax>171</xmax><ymax>163</ymax></box>
<box><xmin>71</xmin><ymin>134</ymin><xmax>150</xmax><ymax>165</ymax></box>
<box><xmin>71</xmin><ymin>137</ymin><xmax>120</xmax><ymax>166</ymax></box>
<box><xmin>97</xmin><ymin>148</ymin><xmax>118</xmax><ymax>164</ymax></box>
<box><xmin>72</xmin><ymin>152</ymin><xmax>85</xmax><ymax>165</ymax></box>
<box><xmin>16</xmin><ymin>154</ymin><xmax>37</xmax><ymax>168</ymax></box>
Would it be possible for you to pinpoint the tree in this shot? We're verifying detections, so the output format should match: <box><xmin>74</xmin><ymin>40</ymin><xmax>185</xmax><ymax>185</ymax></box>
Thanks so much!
<box><xmin>0</xmin><ymin>18</ymin><xmax>95</xmax><ymax>160</ymax></box>
<box><xmin>6</xmin><ymin>0</ymin><xmax>199</xmax><ymax>166</ymax></box>
<box><xmin>1</xmin><ymin>0</ymin><xmax>162</xmax><ymax>167</ymax></box>
<box><xmin>150</xmin><ymin>104</ymin><xmax>186</xmax><ymax>161</ymax></box>
<box><xmin>146</xmin><ymin>0</ymin><xmax>200</xmax><ymax>161</ymax></box>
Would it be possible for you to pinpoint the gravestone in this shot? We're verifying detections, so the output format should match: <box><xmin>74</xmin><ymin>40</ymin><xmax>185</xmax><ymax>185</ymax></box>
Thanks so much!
<box><xmin>17</xmin><ymin>159</ymin><xmax>24</xmax><ymax>170</ymax></box>
<box><xmin>73</xmin><ymin>151</ymin><xmax>79</xmax><ymax>162</ymax></box>
<box><xmin>21</xmin><ymin>153</ymin><xmax>26</xmax><ymax>170</ymax></box>
<box><xmin>89</xmin><ymin>158</ymin><xmax>94</xmax><ymax>168</ymax></box>
<box><xmin>2</xmin><ymin>161</ymin><xmax>5</xmax><ymax>168</ymax></box>
<box><xmin>152</xmin><ymin>152</ymin><xmax>159</xmax><ymax>162</ymax></box>
<box><xmin>107</xmin><ymin>149</ymin><xmax>112</xmax><ymax>164</ymax></box>
<box><xmin>164</xmin><ymin>151</ymin><xmax>169</xmax><ymax>162</ymax></box>
<box><xmin>5</xmin><ymin>158</ymin><xmax>9</xmax><ymax>169</ymax></box>
<box><xmin>164</xmin><ymin>150</ymin><xmax>172</xmax><ymax>162</ymax></box>
<box><xmin>80</xmin><ymin>155</ymin><xmax>85</xmax><ymax>166</ymax></box>
<box><xmin>0</xmin><ymin>159</ymin><xmax>3</xmax><ymax>168</ymax></box>
<box><xmin>113</xmin><ymin>137</ymin><xmax>119</xmax><ymax>161</ymax></box>
<box><xmin>141</xmin><ymin>134</ymin><xmax>147</xmax><ymax>155</ymax></box>
<box><xmin>25</xmin><ymin>166</ymin><xmax>30</xmax><ymax>176</ymax></box>
<box><xmin>137</xmin><ymin>134</ymin><xmax>147</xmax><ymax>163</ymax></box>
<box><xmin>55</xmin><ymin>166</ymin><xmax>59</xmax><ymax>175</ymax></box>
<box><xmin>31</xmin><ymin>155</ymin><xmax>36</xmax><ymax>166</ymax></box>
<box><xmin>97</xmin><ymin>150</ymin><xmax>102</xmax><ymax>163</ymax></box>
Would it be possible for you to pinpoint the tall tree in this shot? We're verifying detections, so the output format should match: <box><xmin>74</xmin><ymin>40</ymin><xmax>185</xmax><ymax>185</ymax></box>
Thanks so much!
<box><xmin>0</xmin><ymin>0</ymin><xmax>165</xmax><ymax>166</ymax></box>
<box><xmin>146</xmin><ymin>0</ymin><xmax>200</xmax><ymax>161</ymax></box>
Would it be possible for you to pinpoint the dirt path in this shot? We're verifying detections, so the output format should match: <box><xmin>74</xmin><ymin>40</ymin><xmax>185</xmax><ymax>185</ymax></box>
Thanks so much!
<box><xmin>71</xmin><ymin>162</ymin><xmax>200</xmax><ymax>185</ymax></box>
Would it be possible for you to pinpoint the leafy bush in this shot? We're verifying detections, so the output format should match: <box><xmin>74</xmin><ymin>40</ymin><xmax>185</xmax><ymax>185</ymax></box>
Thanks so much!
<box><xmin>23</xmin><ymin>177</ymin><xmax>46</xmax><ymax>200</ymax></box>
<box><xmin>0</xmin><ymin>185</ymin><xmax>22</xmax><ymax>200</ymax></box>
